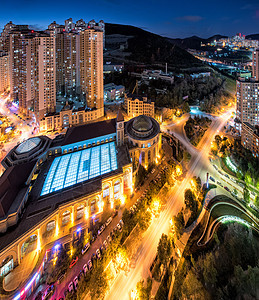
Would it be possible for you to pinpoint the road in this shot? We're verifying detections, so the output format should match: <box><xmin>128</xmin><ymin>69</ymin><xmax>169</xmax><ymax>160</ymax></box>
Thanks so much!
<box><xmin>0</xmin><ymin>94</ymin><xmax>59</xmax><ymax>175</ymax></box>
<box><xmin>105</xmin><ymin>110</ymin><xmax>235</xmax><ymax>300</ymax></box>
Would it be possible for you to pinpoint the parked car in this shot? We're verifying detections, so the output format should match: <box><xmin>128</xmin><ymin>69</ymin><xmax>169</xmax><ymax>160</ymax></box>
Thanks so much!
<box><xmin>107</xmin><ymin>235</ymin><xmax>112</xmax><ymax>243</ymax></box>
<box><xmin>151</xmin><ymin>169</ymin><xmax>155</xmax><ymax>174</ymax></box>
<box><xmin>69</xmin><ymin>256</ymin><xmax>78</xmax><ymax>269</ymax></box>
<box><xmin>82</xmin><ymin>242</ymin><xmax>90</xmax><ymax>255</ymax></box>
<box><xmin>73</xmin><ymin>276</ymin><xmax>78</xmax><ymax>289</ymax></box>
<box><xmin>96</xmin><ymin>248</ymin><xmax>101</xmax><ymax>259</ymax></box>
<box><xmin>68</xmin><ymin>282</ymin><xmax>73</xmax><ymax>292</ymax></box>
<box><xmin>57</xmin><ymin>271</ymin><xmax>66</xmax><ymax>284</ymax></box>
<box><xmin>217</xmin><ymin>181</ymin><xmax>223</xmax><ymax>187</ymax></box>
<box><xmin>117</xmin><ymin>223</ymin><xmax>122</xmax><ymax>232</ymax></box>
<box><xmin>83</xmin><ymin>264</ymin><xmax>88</xmax><ymax>274</ymax></box>
<box><xmin>209</xmin><ymin>176</ymin><xmax>215</xmax><ymax>182</ymax></box>
<box><xmin>43</xmin><ymin>285</ymin><xmax>55</xmax><ymax>300</ymax></box>
<box><xmin>224</xmin><ymin>174</ymin><xmax>230</xmax><ymax>179</ymax></box>
<box><xmin>224</xmin><ymin>186</ymin><xmax>230</xmax><ymax>192</ymax></box>
<box><xmin>105</xmin><ymin>217</ymin><xmax>112</xmax><ymax>226</ymax></box>
<box><xmin>98</xmin><ymin>224</ymin><xmax>105</xmax><ymax>235</ymax></box>
<box><xmin>87</xmin><ymin>260</ymin><xmax>93</xmax><ymax>270</ymax></box>
<box><xmin>103</xmin><ymin>240</ymin><xmax>108</xmax><ymax>249</ymax></box>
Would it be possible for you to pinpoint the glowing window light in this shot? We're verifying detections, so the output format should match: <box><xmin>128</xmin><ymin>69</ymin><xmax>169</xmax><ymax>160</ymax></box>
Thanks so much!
<box><xmin>41</xmin><ymin>142</ymin><xmax>118</xmax><ymax>196</ymax></box>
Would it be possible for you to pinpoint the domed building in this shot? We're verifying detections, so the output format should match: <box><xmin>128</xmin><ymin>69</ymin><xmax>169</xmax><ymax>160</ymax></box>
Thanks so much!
<box><xmin>125</xmin><ymin>115</ymin><xmax>161</xmax><ymax>167</ymax></box>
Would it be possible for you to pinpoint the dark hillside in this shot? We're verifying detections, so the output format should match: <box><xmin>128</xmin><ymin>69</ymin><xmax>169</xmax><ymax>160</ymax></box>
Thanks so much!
<box><xmin>105</xmin><ymin>23</ymin><xmax>203</xmax><ymax>69</ymax></box>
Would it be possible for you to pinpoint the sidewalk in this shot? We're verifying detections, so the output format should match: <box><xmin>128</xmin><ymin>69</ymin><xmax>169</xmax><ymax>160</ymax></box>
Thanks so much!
<box><xmin>3</xmin><ymin>249</ymin><xmax>40</xmax><ymax>292</ymax></box>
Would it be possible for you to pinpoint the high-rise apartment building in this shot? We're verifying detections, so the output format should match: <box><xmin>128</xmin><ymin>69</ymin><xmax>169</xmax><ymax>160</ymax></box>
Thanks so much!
<box><xmin>236</xmin><ymin>48</ymin><xmax>259</xmax><ymax>130</ymax></box>
<box><xmin>9</xmin><ymin>29</ymin><xmax>56</xmax><ymax>119</ymax></box>
<box><xmin>56</xmin><ymin>31</ymin><xmax>80</xmax><ymax>95</ymax></box>
<box><xmin>80</xmin><ymin>29</ymin><xmax>104</xmax><ymax>111</ymax></box>
<box><xmin>252</xmin><ymin>48</ymin><xmax>259</xmax><ymax>81</ymax></box>
<box><xmin>241</xmin><ymin>122</ymin><xmax>259</xmax><ymax>157</ymax></box>
<box><xmin>0</xmin><ymin>53</ymin><xmax>9</xmax><ymax>93</ymax></box>
<box><xmin>236</xmin><ymin>78</ymin><xmax>259</xmax><ymax>127</ymax></box>
<box><xmin>0</xmin><ymin>21</ymin><xmax>16</xmax><ymax>53</ymax></box>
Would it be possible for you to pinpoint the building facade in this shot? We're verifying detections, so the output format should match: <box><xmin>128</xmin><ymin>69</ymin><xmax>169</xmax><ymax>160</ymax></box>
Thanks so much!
<box><xmin>241</xmin><ymin>122</ymin><xmax>259</xmax><ymax>158</ymax></box>
<box><xmin>0</xmin><ymin>53</ymin><xmax>9</xmax><ymax>93</ymax></box>
<box><xmin>80</xmin><ymin>29</ymin><xmax>104</xmax><ymax>110</ymax></box>
<box><xmin>39</xmin><ymin>105</ymin><xmax>104</xmax><ymax>132</ymax></box>
<box><xmin>0</xmin><ymin>115</ymin><xmax>133</xmax><ymax>297</ymax></box>
<box><xmin>9</xmin><ymin>29</ymin><xmax>56</xmax><ymax>119</ymax></box>
<box><xmin>126</xmin><ymin>94</ymin><xmax>155</xmax><ymax>118</ymax></box>
<box><xmin>104</xmin><ymin>83</ymin><xmax>124</xmax><ymax>102</ymax></box>
<box><xmin>252</xmin><ymin>48</ymin><xmax>259</xmax><ymax>81</ymax></box>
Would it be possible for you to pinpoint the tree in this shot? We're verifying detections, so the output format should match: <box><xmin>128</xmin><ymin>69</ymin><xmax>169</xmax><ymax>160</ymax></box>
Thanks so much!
<box><xmin>192</xmin><ymin>176</ymin><xmax>201</xmax><ymax>195</ymax></box>
<box><xmin>182</xmin><ymin>270</ymin><xmax>207</xmax><ymax>300</ymax></box>
<box><xmin>243</xmin><ymin>187</ymin><xmax>250</xmax><ymax>204</ymax></box>
<box><xmin>183</xmin><ymin>151</ymin><xmax>191</xmax><ymax>162</ymax></box>
<box><xmin>202</xmin><ymin>252</ymin><xmax>218</xmax><ymax>286</ymax></box>
<box><xmin>173</xmin><ymin>210</ymin><xmax>185</xmax><ymax>239</ymax></box>
<box><xmin>255</xmin><ymin>195</ymin><xmax>259</xmax><ymax>209</ymax></box>
<box><xmin>138</xmin><ymin>210</ymin><xmax>151</xmax><ymax>231</ymax></box>
<box><xmin>88</xmin><ymin>262</ymin><xmax>108</xmax><ymax>300</ymax></box>
<box><xmin>184</xmin><ymin>189</ymin><xmax>197</xmax><ymax>213</ymax></box>
<box><xmin>182</xmin><ymin>102</ymin><xmax>190</xmax><ymax>113</ymax></box>
<box><xmin>157</xmin><ymin>234</ymin><xmax>172</xmax><ymax>266</ymax></box>
<box><xmin>214</xmin><ymin>135</ymin><xmax>222</xmax><ymax>147</ymax></box>
<box><xmin>136</xmin><ymin>278</ymin><xmax>152</xmax><ymax>300</ymax></box>
<box><xmin>244</xmin><ymin>170</ymin><xmax>252</xmax><ymax>186</ymax></box>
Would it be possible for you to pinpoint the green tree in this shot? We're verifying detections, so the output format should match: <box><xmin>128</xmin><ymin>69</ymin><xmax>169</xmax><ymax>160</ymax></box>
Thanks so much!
<box><xmin>202</xmin><ymin>252</ymin><xmax>218</xmax><ymax>286</ymax></box>
<box><xmin>182</xmin><ymin>102</ymin><xmax>190</xmax><ymax>113</ymax></box>
<box><xmin>255</xmin><ymin>195</ymin><xmax>259</xmax><ymax>209</ymax></box>
<box><xmin>182</xmin><ymin>270</ymin><xmax>207</xmax><ymax>300</ymax></box>
<box><xmin>157</xmin><ymin>234</ymin><xmax>172</xmax><ymax>266</ymax></box>
<box><xmin>88</xmin><ymin>262</ymin><xmax>108</xmax><ymax>300</ymax></box>
<box><xmin>173</xmin><ymin>210</ymin><xmax>185</xmax><ymax>239</ymax></box>
<box><xmin>136</xmin><ymin>278</ymin><xmax>152</xmax><ymax>300</ymax></box>
<box><xmin>138</xmin><ymin>209</ymin><xmax>151</xmax><ymax>231</ymax></box>
<box><xmin>243</xmin><ymin>187</ymin><xmax>250</xmax><ymax>204</ymax></box>
<box><xmin>244</xmin><ymin>170</ymin><xmax>252</xmax><ymax>186</ymax></box>
<box><xmin>184</xmin><ymin>189</ymin><xmax>197</xmax><ymax>213</ymax></box>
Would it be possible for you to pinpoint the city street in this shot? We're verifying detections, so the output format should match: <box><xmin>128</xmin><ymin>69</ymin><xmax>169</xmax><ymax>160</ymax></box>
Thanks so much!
<box><xmin>105</xmin><ymin>109</ymin><xmax>235</xmax><ymax>300</ymax></box>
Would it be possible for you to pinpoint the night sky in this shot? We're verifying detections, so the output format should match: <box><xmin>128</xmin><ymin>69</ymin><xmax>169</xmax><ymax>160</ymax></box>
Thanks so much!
<box><xmin>1</xmin><ymin>0</ymin><xmax>259</xmax><ymax>38</ymax></box>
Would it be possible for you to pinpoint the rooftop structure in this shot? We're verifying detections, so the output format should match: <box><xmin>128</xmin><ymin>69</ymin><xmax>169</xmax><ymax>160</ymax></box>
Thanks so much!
<box><xmin>41</xmin><ymin>141</ymin><xmax>117</xmax><ymax>196</ymax></box>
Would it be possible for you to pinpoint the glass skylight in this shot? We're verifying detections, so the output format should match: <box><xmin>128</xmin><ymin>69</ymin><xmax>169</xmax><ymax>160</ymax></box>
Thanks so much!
<box><xmin>41</xmin><ymin>142</ymin><xmax>118</xmax><ymax>196</ymax></box>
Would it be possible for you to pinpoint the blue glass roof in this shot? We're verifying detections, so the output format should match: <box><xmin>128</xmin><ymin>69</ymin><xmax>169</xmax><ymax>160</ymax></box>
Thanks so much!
<box><xmin>41</xmin><ymin>142</ymin><xmax>118</xmax><ymax>196</ymax></box>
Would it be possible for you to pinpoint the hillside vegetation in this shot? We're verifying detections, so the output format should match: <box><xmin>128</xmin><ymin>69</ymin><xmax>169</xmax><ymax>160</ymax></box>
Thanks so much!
<box><xmin>105</xmin><ymin>23</ymin><xmax>203</xmax><ymax>70</ymax></box>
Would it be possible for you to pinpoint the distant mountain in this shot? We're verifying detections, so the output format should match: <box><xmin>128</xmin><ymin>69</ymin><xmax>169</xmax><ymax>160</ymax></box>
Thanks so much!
<box><xmin>246</xmin><ymin>33</ymin><xmax>259</xmax><ymax>41</ymax></box>
<box><xmin>167</xmin><ymin>34</ymin><xmax>227</xmax><ymax>50</ymax></box>
<box><xmin>105</xmin><ymin>23</ymin><xmax>203</xmax><ymax>70</ymax></box>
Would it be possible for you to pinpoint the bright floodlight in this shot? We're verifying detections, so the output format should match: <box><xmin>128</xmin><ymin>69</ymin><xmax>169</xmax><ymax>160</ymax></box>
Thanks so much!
<box><xmin>41</xmin><ymin>142</ymin><xmax>118</xmax><ymax>196</ymax></box>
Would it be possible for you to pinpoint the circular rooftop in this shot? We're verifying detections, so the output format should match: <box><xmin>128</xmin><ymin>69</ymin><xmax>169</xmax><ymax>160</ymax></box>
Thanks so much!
<box><xmin>126</xmin><ymin>115</ymin><xmax>160</xmax><ymax>140</ymax></box>
<box><xmin>132</xmin><ymin>115</ymin><xmax>153</xmax><ymax>132</ymax></box>
<box><xmin>16</xmin><ymin>137</ymin><xmax>41</xmax><ymax>154</ymax></box>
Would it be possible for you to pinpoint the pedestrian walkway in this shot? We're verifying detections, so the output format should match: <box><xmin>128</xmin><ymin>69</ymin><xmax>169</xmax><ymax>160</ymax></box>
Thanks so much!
<box><xmin>4</xmin><ymin>249</ymin><xmax>39</xmax><ymax>292</ymax></box>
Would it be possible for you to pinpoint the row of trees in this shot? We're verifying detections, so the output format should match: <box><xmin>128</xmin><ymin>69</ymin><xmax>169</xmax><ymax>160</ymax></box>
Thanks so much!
<box><xmin>212</xmin><ymin>135</ymin><xmax>259</xmax><ymax>210</ymax></box>
<box><xmin>104</xmin><ymin>70</ymin><xmax>231</xmax><ymax>113</ymax></box>
<box><xmin>173</xmin><ymin>223</ymin><xmax>259</xmax><ymax>300</ymax></box>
